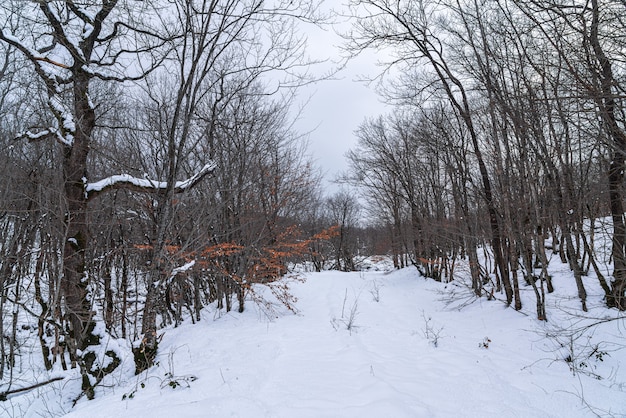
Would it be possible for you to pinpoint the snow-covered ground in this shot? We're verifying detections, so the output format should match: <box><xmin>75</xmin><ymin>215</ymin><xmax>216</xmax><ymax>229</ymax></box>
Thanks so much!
<box><xmin>3</xmin><ymin>261</ymin><xmax>626</xmax><ymax>417</ymax></box>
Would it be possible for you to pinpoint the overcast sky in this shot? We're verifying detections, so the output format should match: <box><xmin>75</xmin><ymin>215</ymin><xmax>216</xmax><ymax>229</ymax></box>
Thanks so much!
<box><xmin>293</xmin><ymin>12</ymin><xmax>390</xmax><ymax>196</ymax></box>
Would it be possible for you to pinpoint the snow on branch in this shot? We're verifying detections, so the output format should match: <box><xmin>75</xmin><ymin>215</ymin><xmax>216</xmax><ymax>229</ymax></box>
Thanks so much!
<box><xmin>172</xmin><ymin>260</ymin><xmax>196</xmax><ymax>276</ymax></box>
<box><xmin>0</xmin><ymin>30</ymin><xmax>70</xmax><ymax>84</ymax></box>
<box><xmin>15</xmin><ymin>126</ymin><xmax>73</xmax><ymax>147</ymax></box>
<box><xmin>160</xmin><ymin>260</ymin><xmax>196</xmax><ymax>288</ymax></box>
<box><xmin>85</xmin><ymin>161</ymin><xmax>217</xmax><ymax>200</ymax></box>
<box><xmin>148</xmin><ymin>260</ymin><xmax>197</xmax><ymax>290</ymax></box>
<box><xmin>16</xmin><ymin>129</ymin><xmax>56</xmax><ymax>142</ymax></box>
<box><xmin>0</xmin><ymin>30</ymin><xmax>76</xmax><ymax>147</ymax></box>
<box><xmin>174</xmin><ymin>161</ymin><xmax>218</xmax><ymax>190</ymax></box>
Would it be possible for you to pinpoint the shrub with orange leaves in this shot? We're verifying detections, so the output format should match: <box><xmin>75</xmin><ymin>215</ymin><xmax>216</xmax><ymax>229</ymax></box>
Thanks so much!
<box><xmin>196</xmin><ymin>224</ymin><xmax>339</xmax><ymax>282</ymax></box>
<box><xmin>134</xmin><ymin>225</ymin><xmax>339</xmax><ymax>314</ymax></box>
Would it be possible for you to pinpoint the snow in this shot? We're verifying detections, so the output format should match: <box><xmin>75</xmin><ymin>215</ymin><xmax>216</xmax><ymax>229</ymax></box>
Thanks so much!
<box><xmin>160</xmin><ymin>261</ymin><xmax>197</xmax><ymax>288</ymax></box>
<box><xmin>82</xmin><ymin>23</ymin><xmax>94</xmax><ymax>40</ymax></box>
<box><xmin>0</xmin><ymin>31</ymin><xmax>70</xmax><ymax>86</ymax></box>
<box><xmin>86</xmin><ymin>162</ymin><xmax>217</xmax><ymax>194</ymax></box>
<box><xmin>171</xmin><ymin>261</ymin><xmax>196</xmax><ymax>276</ymax></box>
<box><xmin>86</xmin><ymin>174</ymin><xmax>167</xmax><ymax>192</ymax></box>
<box><xmin>0</xmin><ymin>32</ymin><xmax>39</xmax><ymax>58</ymax></box>
<box><xmin>2</xmin><ymin>253</ymin><xmax>625</xmax><ymax>417</ymax></box>
<box><xmin>48</xmin><ymin>96</ymin><xmax>75</xmax><ymax>146</ymax></box>
<box><xmin>173</xmin><ymin>162</ymin><xmax>218</xmax><ymax>190</ymax></box>
<box><xmin>45</xmin><ymin>266</ymin><xmax>623</xmax><ymax>418</ymax></box>
<box><xmin>23</xmin><ymin>129</ymin><xmax>52</xmax><ymax>140</ymax></box>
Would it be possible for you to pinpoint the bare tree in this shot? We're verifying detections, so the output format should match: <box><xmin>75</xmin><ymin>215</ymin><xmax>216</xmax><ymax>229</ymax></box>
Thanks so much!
<box><xmin>346</xmin><ymin>0</ymin><xmax>515</xmax><ymax>306</ymax></box>
<box><xmin>121</xmin><ymin>0</ymin><xmax>323</xmax><ymax>372</ymax></box>
<box><xmin>508</xmin><ymin>0</ymin><xmax>626</xmax><ymax>309</ymax></box>
<box><xmin>0</xmin><ymin>0</ymin><xmax>217</xmax><ymax>397</ymax></box>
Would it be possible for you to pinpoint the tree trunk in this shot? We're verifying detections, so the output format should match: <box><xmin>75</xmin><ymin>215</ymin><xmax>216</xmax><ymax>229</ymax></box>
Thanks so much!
<box><xmin>589</xmin><ymin>0</ymin><xmax>626</xmax><ymax>309</ymax></box>
<box><xmin>563</xmin><ymin>229</ymin><xmax>588</xmax><ymax>312</ymax></box>
<box><xmin>62</xmin><ymin>71</ymin><xmax>95</xmax><ymax>356</ymax></box>
<box><xmin>410</xmin><ymin>202</ymin><xmax>424</xmax><ymax>275</ymax></box>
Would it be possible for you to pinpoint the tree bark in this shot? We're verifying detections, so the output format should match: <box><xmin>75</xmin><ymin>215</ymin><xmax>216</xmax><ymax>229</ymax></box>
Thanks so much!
<box><xmin>62</xmin><ymin>70</ymin><xmax>95</xmax><ymax>357</ymax></box>
<box><xmin>588</xmin><ymin>0</ymin><xmax>626</xmax><ymax>309</ymax></box>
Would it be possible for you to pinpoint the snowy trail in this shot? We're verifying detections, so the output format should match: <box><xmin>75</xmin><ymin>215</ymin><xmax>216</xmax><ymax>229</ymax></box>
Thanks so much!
<box><xmin>51</xmin><ymin>267</ymin><xmax>626</xmax><ymax>417</ymax></box>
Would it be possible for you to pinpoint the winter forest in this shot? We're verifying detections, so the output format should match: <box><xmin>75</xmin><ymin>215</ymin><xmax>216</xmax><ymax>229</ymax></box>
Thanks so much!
<box><xmin>1</xmin><ymin>0</ymin><xmax>625</xmax><ymax>416</ymax></box>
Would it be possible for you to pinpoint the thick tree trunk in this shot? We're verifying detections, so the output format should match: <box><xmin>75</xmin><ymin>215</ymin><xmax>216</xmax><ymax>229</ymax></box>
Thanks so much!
<box><xmin>62</xmin><ymin>71</ymin><xmax>95</xmax><ymax>356</ymax></box>
<box><xmin>61</xmin><ymin>71</ymin><xmax>123</xmax><ymax>399</ymax></box>
<box><xmin>0</xmin><ymin>0</ymin><xmax>127</xmax><ymax>398</ymax></box>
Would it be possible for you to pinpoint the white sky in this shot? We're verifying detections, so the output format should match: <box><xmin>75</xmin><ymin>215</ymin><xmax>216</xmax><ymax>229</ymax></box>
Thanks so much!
<box><xmin>293</xmin><ymin>11</ymin><xmax>389</xmax><ymax>196</ymax></box>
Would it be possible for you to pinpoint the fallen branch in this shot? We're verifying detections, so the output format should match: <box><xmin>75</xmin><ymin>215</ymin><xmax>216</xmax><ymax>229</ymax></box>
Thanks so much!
<box><xmin>0</xmin><ymin>376</ymin><xmax>64</xmax><ymax>401</ymax></box>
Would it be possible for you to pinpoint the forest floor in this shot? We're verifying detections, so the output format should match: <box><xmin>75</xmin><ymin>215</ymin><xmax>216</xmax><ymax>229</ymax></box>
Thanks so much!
<box><xmin>2</xmin><ymin>257</ymin><xmax>626</xmax><ymax>417</ymax></box>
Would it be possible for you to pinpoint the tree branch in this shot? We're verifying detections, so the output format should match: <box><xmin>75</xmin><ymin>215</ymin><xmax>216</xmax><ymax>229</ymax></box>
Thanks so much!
<box><xmin>86</xmin><ymin>161</ymin><xmax>217</xmax><ymax>200</ymax></box>
<box><xmin>0</xmin><ymin>377</ymin><xmax>64</xmax><ymax>402</ymax></box>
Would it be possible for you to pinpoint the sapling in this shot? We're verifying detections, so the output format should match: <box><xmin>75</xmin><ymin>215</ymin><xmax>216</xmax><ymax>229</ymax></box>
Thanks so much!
<box><xmin>331</xmin><ymin>289</ymin><xmax>361</xmax><ymax>334</ymax></box>
<box><xmin>370</xmin><ymin>280</ymin><xmax>382</xmax><ymax>302</ymax></box>
<box><xmin>421</xmin><ymin>311</ymin><xmax>444</xmax><ymax>347</ymax></box>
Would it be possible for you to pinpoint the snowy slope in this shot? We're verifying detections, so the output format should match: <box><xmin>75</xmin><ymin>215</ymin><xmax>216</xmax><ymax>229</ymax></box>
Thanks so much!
<box><xmin>45</xmin><ymin>266</ymin><xmax>625</xmax><ymax>418</ymax></box>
